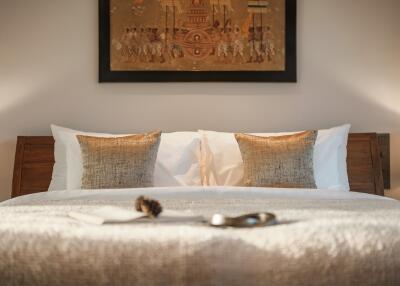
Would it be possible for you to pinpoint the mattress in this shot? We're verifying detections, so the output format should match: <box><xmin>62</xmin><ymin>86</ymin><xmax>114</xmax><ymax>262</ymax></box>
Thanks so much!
<box><xmin>1</xmin><ymin>187</ymin><xmax>400</xmax><ymax>286</ymax></box>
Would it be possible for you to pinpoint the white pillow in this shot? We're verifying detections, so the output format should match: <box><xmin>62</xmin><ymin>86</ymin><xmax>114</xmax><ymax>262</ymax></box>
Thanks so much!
<box><xmin>48</xmin><ymin>125</ymin><xmax>202</xmax><ymax>190</ymax></box>
<box><xmin>199</xmin><ymin>124</ymin><xmax>351</xmax><ymax>191</ymax></box>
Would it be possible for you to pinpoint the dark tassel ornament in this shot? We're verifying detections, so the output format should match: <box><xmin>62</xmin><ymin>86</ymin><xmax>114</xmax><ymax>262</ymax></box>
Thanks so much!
<box><xmin>135</xmin><ymin>196</ymin><xmax>163</xmax><ymax>218</ymax></box>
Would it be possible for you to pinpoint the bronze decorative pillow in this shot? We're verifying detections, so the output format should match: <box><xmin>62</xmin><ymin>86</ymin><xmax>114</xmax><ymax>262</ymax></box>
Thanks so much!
<box><xmin>235</xmin><ymin>131</ymin><xmax>318</xmax><ymax>188</ymax></box>
<box><xmin>77</xmin><ymin>131</ymin><xmax>161</xmax><ymax>189</ymax></box>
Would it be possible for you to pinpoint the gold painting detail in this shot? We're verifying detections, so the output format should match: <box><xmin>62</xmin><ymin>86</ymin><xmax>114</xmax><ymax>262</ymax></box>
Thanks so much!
<box><xmin>110</xmin><ymin>0</ymin><xmax>285</xmax><ymax>71</ymax></box>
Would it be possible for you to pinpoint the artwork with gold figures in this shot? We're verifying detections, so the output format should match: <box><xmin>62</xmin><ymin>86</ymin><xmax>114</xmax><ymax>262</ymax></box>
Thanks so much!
<box><xmin>99</xmin><ymin>0</ymin><xmax>296</xmax><ymax>82</ymax></box>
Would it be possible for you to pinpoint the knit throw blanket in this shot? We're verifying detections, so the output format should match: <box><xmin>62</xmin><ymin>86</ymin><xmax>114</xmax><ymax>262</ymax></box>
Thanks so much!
<box><xmin>0</xmin><ymin>187</ymin><xmax>400</xmax><ymax>286</ymax></box>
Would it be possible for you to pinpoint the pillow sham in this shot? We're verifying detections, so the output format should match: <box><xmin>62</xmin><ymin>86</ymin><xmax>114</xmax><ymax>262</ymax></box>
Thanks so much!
<box><xmin>235</xmin><ymin>131</ymin><xmax>318</xmax><ymax>188</ymax></box>
<box><xmin>77</xmin><ymin>132</ymin><xmax>161</xmax><ymax>189</ymax></box>
<box><xmin>200</xmin><ymin>124</ymin><xmax>351</xmax><ymax>191</ymax></box>
<box><xmin>49</xmin><ymin>125</ymin><xmax>202</xmax><ymax>191</ymax></box>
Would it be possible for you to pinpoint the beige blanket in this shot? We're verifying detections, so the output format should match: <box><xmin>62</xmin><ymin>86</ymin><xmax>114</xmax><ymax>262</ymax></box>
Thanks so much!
<box><xmin>0</xmin><ymin>187</ymin><xmax>400</xmax><ymax>286</ymax></box>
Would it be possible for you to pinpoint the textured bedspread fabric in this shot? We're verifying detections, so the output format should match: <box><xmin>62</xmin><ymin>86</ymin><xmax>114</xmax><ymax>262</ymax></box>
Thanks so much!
<box><xmin>1</xmin><ymin>187</ymin><xmax>400</xmax><ymax>286</ymax></box>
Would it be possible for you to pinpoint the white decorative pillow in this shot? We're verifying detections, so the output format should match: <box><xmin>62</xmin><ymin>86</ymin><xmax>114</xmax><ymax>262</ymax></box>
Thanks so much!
<box><xmin>199</xmin><ymin>124</ymin><xmax>351</xmax><ymax>191</ymax></box>
<box><xmin>48</xmin><ymin>125</ymin><xmax>202</xmax><ymax>190</ymax></box>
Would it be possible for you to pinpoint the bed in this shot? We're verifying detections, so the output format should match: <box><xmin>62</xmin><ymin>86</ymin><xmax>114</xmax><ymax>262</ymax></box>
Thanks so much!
<box><xmin>1</xmin><ymin>133</ymin><xmax>398</xmax><ymax>286</ymax></box>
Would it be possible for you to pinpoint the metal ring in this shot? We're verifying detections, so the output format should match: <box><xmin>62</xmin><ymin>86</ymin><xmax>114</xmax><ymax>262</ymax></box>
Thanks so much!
<box><xmin>209</xmin><ymin>212</ymin><xmax>277</xmax><ymax>228</ymax></box>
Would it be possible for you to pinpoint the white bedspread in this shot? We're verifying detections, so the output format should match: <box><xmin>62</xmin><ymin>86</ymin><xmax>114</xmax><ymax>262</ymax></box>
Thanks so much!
<box><xmin>1</xmin><ymin>187</ymin><xmax>400</xmax><ymax>286</ymax></box>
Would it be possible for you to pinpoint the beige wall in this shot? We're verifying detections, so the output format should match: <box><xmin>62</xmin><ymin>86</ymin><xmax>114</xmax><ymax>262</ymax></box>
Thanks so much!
<box><xmin>0</xmin><ymin>0</ymin><xmax>399</xmax><ymax>202</ymax></box>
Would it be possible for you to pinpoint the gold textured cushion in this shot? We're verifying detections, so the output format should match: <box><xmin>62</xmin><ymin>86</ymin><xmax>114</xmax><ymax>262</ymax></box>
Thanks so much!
<box><xmin>235</xmin><ymin>131</ymin><xmax>318</xmax><ymax>188</ymax></box>
<box><xmin>77</xmin><ymin>131</ymin><xmax>161</xmax><ymax>189</ymax></box>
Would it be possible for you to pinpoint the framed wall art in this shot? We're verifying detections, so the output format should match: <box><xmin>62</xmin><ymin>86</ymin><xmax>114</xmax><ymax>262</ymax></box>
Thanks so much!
<box><xmin>99</xmin><ymin>0</ymin><xmax>297</xmax><ymax>82</ymax></box>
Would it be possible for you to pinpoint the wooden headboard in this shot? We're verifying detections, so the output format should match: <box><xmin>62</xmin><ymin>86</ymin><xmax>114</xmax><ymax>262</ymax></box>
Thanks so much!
<box><xmin>11</xmin><ymin>133</ymin><xmax>390</xmax><ymax>198</ymax></box>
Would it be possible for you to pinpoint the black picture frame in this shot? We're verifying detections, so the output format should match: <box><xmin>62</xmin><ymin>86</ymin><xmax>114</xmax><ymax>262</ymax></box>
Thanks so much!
<box><xmin>99</xmin><ymin>0</ymin><xmax>297</xmax><ymax>82</ymax></box>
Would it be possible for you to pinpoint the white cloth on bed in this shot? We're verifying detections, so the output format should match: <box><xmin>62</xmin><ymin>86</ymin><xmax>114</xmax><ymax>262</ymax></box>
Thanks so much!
<box><xmin>1</xmin><ymin>187</ymin><xmax>399</xmax><ymax>286</ymax></box>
